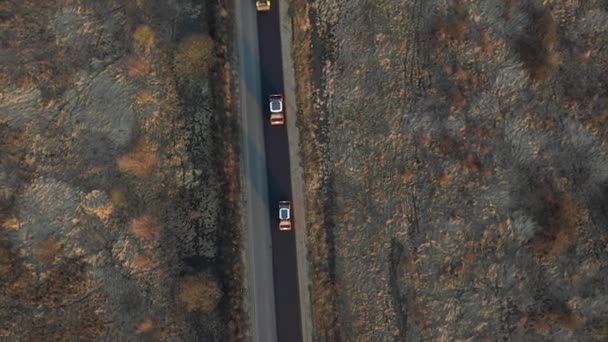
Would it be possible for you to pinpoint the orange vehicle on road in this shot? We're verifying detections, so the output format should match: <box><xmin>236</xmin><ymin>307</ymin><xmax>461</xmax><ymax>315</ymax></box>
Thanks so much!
<box><xmin>256</xmin><ymin>0</ymin><xmax>270</xmax><ymax>12</ymax></box>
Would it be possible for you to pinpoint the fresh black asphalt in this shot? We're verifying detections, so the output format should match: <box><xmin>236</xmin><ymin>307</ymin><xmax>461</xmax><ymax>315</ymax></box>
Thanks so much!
<box><xmin>256</xmin><ymin>2</ymin><xmax>304</xmax><ymax>341</ymax></box>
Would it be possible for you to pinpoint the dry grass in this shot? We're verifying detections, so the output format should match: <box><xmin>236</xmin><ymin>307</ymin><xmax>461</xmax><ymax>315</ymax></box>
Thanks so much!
<box><xmin>292</xmin><ymin>0</ymin><xmax>340</xmax><ymax>340</ymax></box>
<box><xmin>133</xmin><ymin>24</ymin><xmax>157</xmax><ymax>52</ymax></box>
<box><xmin>129</xmin><ymin>215</ymin><xmax>159</xmax><ymax>241</ymax></box>
<box><xmin>117</xmin><ymin>139</ymin><xmax>158</xmax><ymax>177</ymax></box>
<box><xmin>173</xmin><ymin>34</ymin><xmax>215</xmax><ymax>77</ymax></box>
<box><xmin>91</xmin><ymin>203</ymin><xmax>114</xmax><ymax>222</ymax></box>
<box><xmin>82</xmin><ymin>199</ymin><xmax>114</xmax><ymax>223</ymax></box>
<box><xmin>1</xmin><ymin>216</ymin><xmax>19</xmax><ymax>230</ymax></box>
<box><xmin>222</xmin><ymin>62</ymin><xmax>233</xmax><ymax>110</ymax></box>
<box><xmin>177</xmin><ymin>275</ymin><xmax>222</xmax><ymax>313</ymax></box>
<box><xmin>133</xmin><ymin>90</ymin><xmax>156</xmax><ymax>106</ymax></box>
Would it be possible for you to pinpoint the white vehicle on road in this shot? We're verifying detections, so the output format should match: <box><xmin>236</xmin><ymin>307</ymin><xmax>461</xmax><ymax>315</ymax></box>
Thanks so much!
<box><xmin>269</xmin><ymin>94</ymin><xmax>284</xmax><ymax>125</ymax></box>
<box><xmin>278</xmin><ymin>201</ymin><xmax>291</xmax><ymax>230</ymax></box>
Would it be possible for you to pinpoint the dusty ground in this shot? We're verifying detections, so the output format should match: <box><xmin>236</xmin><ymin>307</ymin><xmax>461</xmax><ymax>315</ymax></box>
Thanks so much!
<box><xmin>293</xmin><ymin>0</ymin><xmax>608</xmax><ymax>341</ymax></box>
<box><xmin>0</xmin><ymin>0</ymin><xmax>243</xmax><ymax>340</ymax></box>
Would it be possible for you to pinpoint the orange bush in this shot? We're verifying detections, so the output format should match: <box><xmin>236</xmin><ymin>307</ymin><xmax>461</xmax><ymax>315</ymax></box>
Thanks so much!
<box><xmin>117</xmin><ymin>139</ymin><xmax>158</xmax><ymax>177</ymax></box>
<box><xmin>129</xmin><ymin>215</ymin><xmax>159</xmax><ymax>241</ymax></box>
<box><xmin>133</xmin><ymin>25</ymin><xmax>156</xmax><ymax>52</ymax></box>
<box><xmin>132</xmin><ymin>253</ymin><xmax>152</xmax><ymax>270</ymax></box>
<box><xmin>2</xmin><ymin>216</ymin><xmax>19</xmax><ymax>230</ymax></box>
<box><xmin>126</xmin><ymin>55</ymin><xmax>151</xmax><ymax>77</ymax></box>
<box><xmin>110</xmin><ymin>188</ymin><xmax>128</xmax><ymax>208</ymax></box>
<box><xmin>135</xmin><ymin>319</ymin><xmax>154</xmax><ymax>334</ymax></box>
<box><xmin>33</xmin><ymin>239</ymin><xmax>62</xmax><ymax>263</ymax></box>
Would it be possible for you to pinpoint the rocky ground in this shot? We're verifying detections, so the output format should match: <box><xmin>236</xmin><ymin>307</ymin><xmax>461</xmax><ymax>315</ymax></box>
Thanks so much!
<box><xmin>0</xmin><ymin>0</ymin><xmax>243</xmax><ymax>340</ymax></box>
<box><xmin>293</xmin><ymin>0</ymin><xmax>608</xmax><ymax>341</ymax></box>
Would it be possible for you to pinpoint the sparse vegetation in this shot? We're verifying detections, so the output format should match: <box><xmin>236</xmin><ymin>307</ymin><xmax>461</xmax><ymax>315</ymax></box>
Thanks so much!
<box><xmin>0</xmin><ymin>0</ymin><xmax>242</xmax><ymax>340</ymax></box>
<box><xmin>294</xmin><ymin>0</ymin><xmax>608</xmax><ymax>340</ymax></box>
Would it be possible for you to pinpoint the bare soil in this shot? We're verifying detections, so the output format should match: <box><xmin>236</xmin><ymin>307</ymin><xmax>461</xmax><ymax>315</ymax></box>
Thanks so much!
<box><xmin>293</xmin><ymin>0</ymin><xmax>608</xmax><ymax>341</ymax></box>
<box><xmin>0</xmin><ymin>0</ymin><xmax>243</xmax><ymax>340</ymax></box>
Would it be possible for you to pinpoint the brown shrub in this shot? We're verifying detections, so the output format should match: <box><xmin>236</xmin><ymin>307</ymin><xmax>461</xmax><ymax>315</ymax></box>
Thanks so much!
<box><xmin>173</xmin><ymin>34</ymin><xmax>215</xmax><ymax>77</ymax></box>
<box><xmin>0</xmin><ymin>242</ymin><xmax>14</xmax><ymax>276</ymax></box>
<box><xmin>436</xmin><ymin>20</ymin><xmax>469</xmax><ymax>44</ymax></box>
<box><xmin>110</xmin><ymin>188</ymin><xmax>128</xmax><ymax>208</ymax></box>
<box><xmin>463</xmin><ymin>153</ymin><xmax>481</xmax><ymax>173</ymax></box>
<box><xmin>481</xmin><ymin>31</ymin><xmax>496</xmax><ymax>56</ymax></box>
<box><xmin>177</xmin><ymin>275</ymin><xmax>222</xmax><ymax>313</ymax></box>
<box><xmin>129</xmin><ymin>215</ymin><xmax>159</xmax><ymax>241</ymax></box>
<box><xmin>133</xmin><ymin>90</ymin><xmax>156</xmax><ymax>106</ymax></box>
<box><xmin>527</xmin><ymin>189</ymin><xmax>581</xmax><ymax>261</ymax></box>
<box><xmin>132</xmin><ymin>253</ymin><xmax>153</xmax><ymax>271</ymax></box>
<box><xmin>437</xmin><ymin>172</ymin><xmax>453</xmax><ymax>188</ymax></box>
<box><xmin>126</xmin><ymin>55</ymin><xmax>152</xmax><ymax>77</ymax></box>
<box><xmin>517</xmin><ymin>8</ymin><xmax>560</xmax><ymax>80</ymax></box>
<box><xmin>117</xmin><ymin>139</ymin><xmax>158</xmax><ymax>176</ymax></box>
<box><xmin>574</xmin><ymin>49</ymin><xmax>591</xmax><ymax>63</ymax></box>
<box><xmin>33</xmin><ymin>239</ymin><xmax>62</xmax><ymax>264</ymax></box>
<box><xmin>133</xmin><ymin>25</ymin><xmax>157</xmax><ymax>52</ymax></box>
<box><xmin>135</xmin><ymin>319</ymin><xmax>154</xmax><ymax>334</ymax></box>
<box><xmin>503</xmin><ymin>0</ymin><xmax>518</xmax><ymax>19</ymax></box>
<box><xmin>449</xmin><ymin>86</ymin><xmax>467</xmax><ymax>112</ymax></box>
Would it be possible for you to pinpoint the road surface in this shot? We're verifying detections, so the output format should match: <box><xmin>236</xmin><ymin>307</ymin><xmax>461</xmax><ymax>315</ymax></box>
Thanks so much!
<box><xmin>235</xmin><ymin>0</ymin><xmax>278</xmax><ymax>341</ymax></box>
<box><xmin>256</xmin><ymin>1</ymin><xmax>305</xmax><ymax>342</ymax></box>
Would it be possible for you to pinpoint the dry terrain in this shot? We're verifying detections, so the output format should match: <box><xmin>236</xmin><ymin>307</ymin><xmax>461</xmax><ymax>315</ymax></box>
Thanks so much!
<box><xmin>293</xmin><ymin>0</ymin><xmax>608</xmax><ymax>341</ymax></box>
<box><xmin>0</xmin><ymin>0</ymin><xmax>244</xmax><ymax>340</ymax></box>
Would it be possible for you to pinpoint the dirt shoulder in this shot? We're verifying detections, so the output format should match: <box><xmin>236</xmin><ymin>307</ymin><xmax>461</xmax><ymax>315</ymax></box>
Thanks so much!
<box><xmin>279</xmin><ymin>2</ymin><xmax>314</xmax><ymax>342</ymax></box>
<box><xmin>293</xmin><ymin>0</ymin><xmax>608</xmax><ymax>341</ymax></box>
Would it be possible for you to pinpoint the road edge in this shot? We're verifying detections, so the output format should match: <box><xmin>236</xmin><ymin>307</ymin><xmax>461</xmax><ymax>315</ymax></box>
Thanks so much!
<box><xmin>279</xmin><ymin>2</ymin><xmax>314</xmax><ymax>342</ymax></box>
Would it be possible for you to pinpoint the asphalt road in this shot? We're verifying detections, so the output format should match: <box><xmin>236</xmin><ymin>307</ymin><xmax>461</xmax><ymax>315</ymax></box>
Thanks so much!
<box><xmin>235</xmin><ymin>0</ymin><xmax>278</xmax><ymax>341</ymax></box>
<box><xmin>256</xmin><ymin>2</ymin><xmax>304</xmax><ymax>342</ymax></box>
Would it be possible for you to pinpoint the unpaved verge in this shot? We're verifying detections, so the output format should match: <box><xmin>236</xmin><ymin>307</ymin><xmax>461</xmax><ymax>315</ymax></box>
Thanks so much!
<box><xmin>279</xmin><ymin>2</ymin><xmax>314</xmax><ymax>342</ymax></box>
<box><xmin>291</xmin><ymin>1</ymin><xmax>341</xmax><ymax>341</ymax></box>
